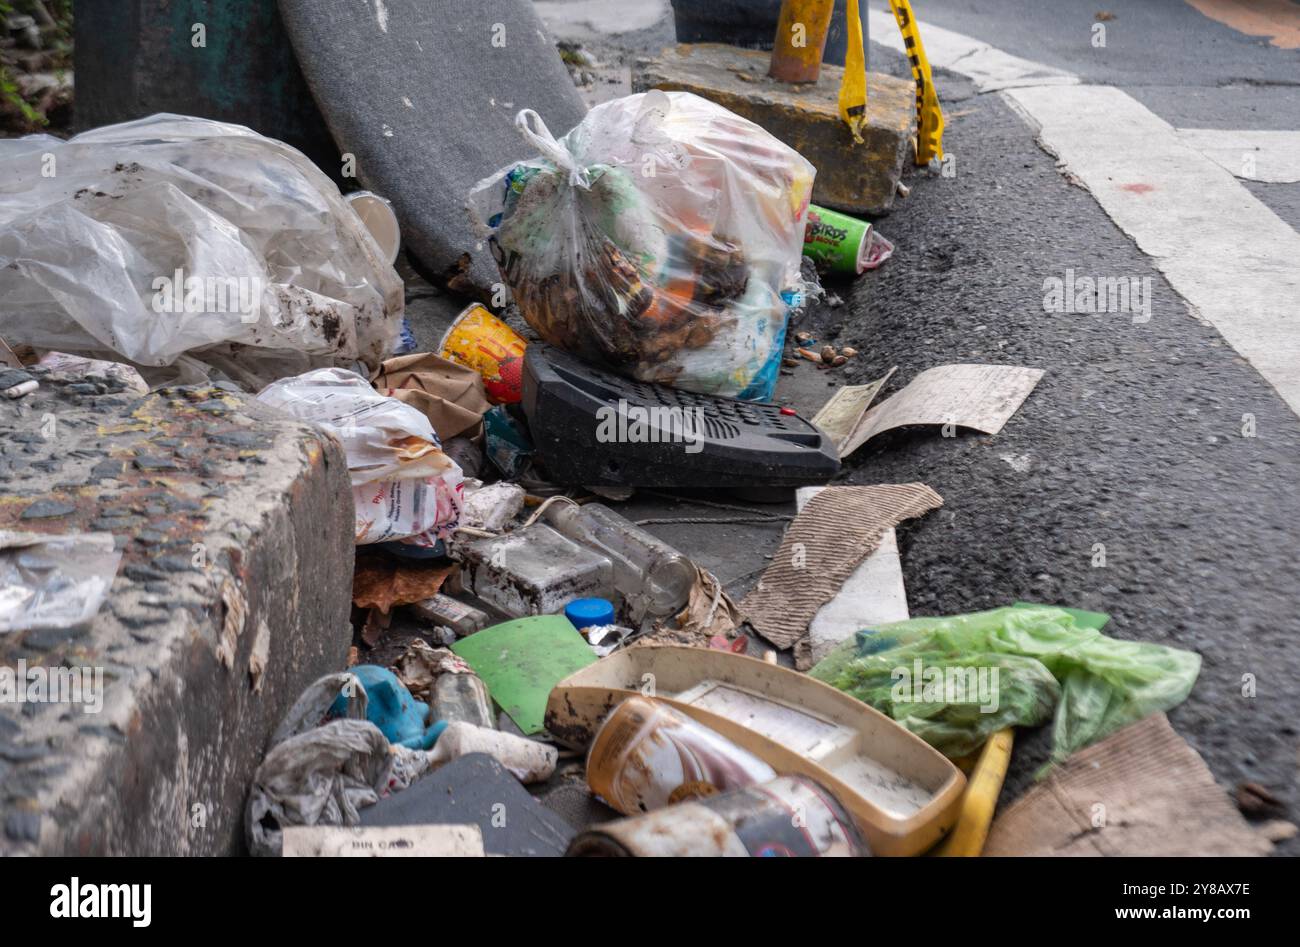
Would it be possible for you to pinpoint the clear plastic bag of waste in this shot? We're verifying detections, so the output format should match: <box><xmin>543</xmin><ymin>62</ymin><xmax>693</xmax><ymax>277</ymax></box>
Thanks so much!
<box><xmin>256</xmin><ymin>368</ymin><xmax>464</xmax><ymax>546</ymax></box>
<box><xmin>470</xmin><ymin>91</ymin><xmax>815</xmax><ymax>401</ymax></box>
<box><xmin>809</xmin><ymin>606</ymin><xmax>1201</xmax><ymax>766</ymax></box>
<box><xmin>0</xmin><ymin>114</ymin><xmax>403</xmax><ymax>390</ymax></box>
<box><xmin>0</xmin><ymin>531</ymin><xmax>122</xmax><ymax>633</ymax></box>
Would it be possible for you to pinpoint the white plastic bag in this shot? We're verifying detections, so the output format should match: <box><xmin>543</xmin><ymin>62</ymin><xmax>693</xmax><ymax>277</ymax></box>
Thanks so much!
<box><xmin>35</xmin><ymin>351</ymin><xmax>149</xmax><ymax>395</ymax></box>
<box><xmin>0</xmin><ymin>114</ymin><xmax>403</xmax><ymax>389</ymax></box>
<box><xmin>256</xmin><ymin>368</ymin><xmax>464</xmax><ymax>546</ymax></box>
<box><xmin>0</xmin><ymin>531</ymin><xmax>122</xmax><ymax>633</ymax></box>
<box><xmin>470</xmin><ymin>91</ymin><xmax>815</xmax><ymax>400</ymax></box>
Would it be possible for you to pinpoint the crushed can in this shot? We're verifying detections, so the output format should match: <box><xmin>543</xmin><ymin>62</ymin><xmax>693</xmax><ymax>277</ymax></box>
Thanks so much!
<box><xmin>586</xmin><ymin>696</ymin><xmax>776</xmax><ymax>814</ymax></box>
<box><xmin>567</xmin><ymin>775</ymin><xmax>871</xmax><ymax>857</ymax></box>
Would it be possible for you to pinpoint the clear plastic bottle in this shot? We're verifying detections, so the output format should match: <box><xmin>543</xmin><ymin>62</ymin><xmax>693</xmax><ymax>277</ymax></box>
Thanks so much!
<box><xmin>545</xmin><ymin>502</ymin><xmax>695</xmax><ymax>621</ymax></box>
<box><xmin>433</xmin><ymin>673</ymin><xmax>496</xmax><ymax>730</ymax></box>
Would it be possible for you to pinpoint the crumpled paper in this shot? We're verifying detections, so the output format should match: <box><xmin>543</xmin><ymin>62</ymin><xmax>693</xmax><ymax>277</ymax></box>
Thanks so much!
<box><xmin>392</xmin><ymin>639</ymin><xmax>472</xmax><ymax>704</ymax></box>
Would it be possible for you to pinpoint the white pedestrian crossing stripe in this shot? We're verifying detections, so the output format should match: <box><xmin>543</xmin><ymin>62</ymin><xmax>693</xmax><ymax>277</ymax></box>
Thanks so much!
<box><xmin>1175</xmin><ymin>129</ymin><xmax>1300</xmax><ymax>183</ymax></box>
<box><xmin>869</xmin><ymin>6</ymin><xmax>1300</xmax><ymax>417</ymax></box>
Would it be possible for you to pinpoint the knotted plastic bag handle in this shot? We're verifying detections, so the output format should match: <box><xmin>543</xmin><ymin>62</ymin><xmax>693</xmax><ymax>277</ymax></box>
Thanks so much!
<box><xmin>515</xmin><ymin>109</ymin><xmax>590</xmax><ymax>189</ymax></box>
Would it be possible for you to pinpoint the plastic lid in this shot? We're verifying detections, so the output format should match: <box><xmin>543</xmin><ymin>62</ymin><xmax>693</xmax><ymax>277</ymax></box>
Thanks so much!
<box><xmin>346</xmin><ymin>191</ymin><xmax>401</xmax><ymax>265</ymax></box>
<box><xmin>564</xmin><ymin>597</ymin><xmax>616</xmax><ymax>631</ymax></box>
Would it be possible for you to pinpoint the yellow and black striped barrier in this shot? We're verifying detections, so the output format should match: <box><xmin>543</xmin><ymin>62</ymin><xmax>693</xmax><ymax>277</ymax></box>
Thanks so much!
<box><xmin>888</xmin><ymin>0</ymin><xmax>946</xmax><ymax>164</ymax></box>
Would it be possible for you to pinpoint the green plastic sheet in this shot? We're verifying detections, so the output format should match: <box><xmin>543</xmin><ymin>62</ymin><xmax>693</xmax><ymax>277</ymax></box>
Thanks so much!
<box><xmin>808</xmin><ymin>606</ymin><xmax>1201</xmax><ymax>765</ymax></box>
<box><xmin>451</xmin><ymin>615</ymin><xmax>596</xmax><ymax>735</ymax></box>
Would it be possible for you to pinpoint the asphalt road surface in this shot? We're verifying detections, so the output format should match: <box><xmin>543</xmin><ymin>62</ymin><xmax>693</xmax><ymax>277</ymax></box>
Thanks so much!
<box><xmin>536</xmin><ymin>0</ymin><xmax>1300</xmax><ymax>851</ymax></box>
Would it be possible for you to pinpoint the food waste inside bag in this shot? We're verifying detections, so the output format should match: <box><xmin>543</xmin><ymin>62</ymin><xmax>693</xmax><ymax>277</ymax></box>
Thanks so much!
<box><xmin>470</xmin><ymin>91</ymin><xmax>815</xmax><ymax>402</ymax></box>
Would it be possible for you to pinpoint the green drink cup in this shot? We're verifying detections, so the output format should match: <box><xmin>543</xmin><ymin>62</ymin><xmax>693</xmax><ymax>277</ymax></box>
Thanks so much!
<box><xmin>802</xmin><ymin>203</ymin><xmax>873</xmax><ymax>275</ymax></box>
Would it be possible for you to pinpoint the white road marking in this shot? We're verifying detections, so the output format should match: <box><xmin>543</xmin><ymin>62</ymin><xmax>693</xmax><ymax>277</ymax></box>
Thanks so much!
<box><xmin>866</xmin><ymin>9</ymin><xmax>1077</xmax><ymax>92</ymax></box>
<box><xmin>797</xmin><ymin>489</ymin><xmax>908</xmax><ymax>665</ymax></box>
<box><xmin>869</xmin><ymin>4</ymin><xmax>1300</xmax><ymax>416</ymax></box>
<box><xmin>534</xmin><ymin>0</ymin><xmax>670</xmax><ymax>38</ymax></box>
<box><xmin>1007</xmin><ymin>85</ymin><xmax>1300</xmax><ymax>413</ymax></box>
<box><xmin>1175</xmin><ymin>128</ymin><xmax>1300</xmax><ymax>183</ymax></box>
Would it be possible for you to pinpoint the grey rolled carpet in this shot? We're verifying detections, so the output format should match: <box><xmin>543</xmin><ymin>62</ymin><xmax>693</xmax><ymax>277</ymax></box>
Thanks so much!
<box><xmin>278</xmin><ymin>0</ymin><xmax>587</xmax><ymax>296</ymax></box>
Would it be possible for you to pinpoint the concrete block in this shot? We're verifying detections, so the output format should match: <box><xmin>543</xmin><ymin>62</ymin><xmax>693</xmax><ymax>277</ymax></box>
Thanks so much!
<box><xmin>0</xmin><ymin>372</ymin><xmax>355</xmax><ymax>855</ymax></box>
<box><xmin>633</xmin><ymin>44</ymin><xmax>917</xmax><ymax>216</ymax></box>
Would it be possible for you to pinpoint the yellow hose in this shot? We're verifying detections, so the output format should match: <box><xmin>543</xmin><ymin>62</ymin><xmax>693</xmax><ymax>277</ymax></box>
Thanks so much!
<box><xmin>934</xmin><ymin>728</ymin><xmax>1013</xmax><ymax>856</ymax></box>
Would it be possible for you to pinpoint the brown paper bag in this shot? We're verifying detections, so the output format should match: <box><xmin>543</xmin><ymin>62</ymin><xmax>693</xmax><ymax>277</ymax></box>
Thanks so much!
<box><xmin>374</xmin><ymin>352</ymin><xmax>490</xmax><ymax>441</ymax></box>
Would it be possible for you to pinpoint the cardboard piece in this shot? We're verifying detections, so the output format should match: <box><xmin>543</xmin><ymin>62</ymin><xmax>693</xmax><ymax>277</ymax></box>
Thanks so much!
<box><xmin>451</xmin><ymin>615</ymin><xmax>597</xmax><ymax>734</ymax></box>
<box><xmin>797</xmin><ymin>486</ymin><xmax>910</xmax><ymax>669</ymax></box>
<box><xmin>841</xmin><ymin>364</ymin><xmax>1044</xmax><ymax>457</ymax></box>
<box><xmin>741</xmin><ymin>484</ymin><xmax>943</xmax><ymax>651</ymax></box>
<box><xmin>0</xmin><ymin>337</ymin><xmax>24</xmax><ymax>369</ymax></box>
<box><xmin>281</xmin><ymin>824</ymin><xmax>484</xmax><ymax>857</ymax></box>
<box><xmin>360</xmin><ymin>753</ymin><xmax>575</xmax><ymax>856</ymax></box>
<box><xmin>983</xmin><ymin>713</ymin><xmax>1273</xmax><ymax>856</ymax></box>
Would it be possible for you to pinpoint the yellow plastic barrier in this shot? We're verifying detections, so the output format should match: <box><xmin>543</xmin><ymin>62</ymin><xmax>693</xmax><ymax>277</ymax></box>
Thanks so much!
<box><xmin>887</xmin><ymin>0</ymin><xmax>945</xmax><ymax>164</ymax></box>
<box><xmin>837</xmin><ymin>0</ymin><xmax>868</xmax><ymax>143</ymax></box>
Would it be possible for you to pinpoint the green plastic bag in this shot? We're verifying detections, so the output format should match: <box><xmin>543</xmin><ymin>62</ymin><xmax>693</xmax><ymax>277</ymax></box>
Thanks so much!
<box><xmin>808</xmin><ymin>607</ymin><xmax>1201</xmax><ymax>765</ymax></box>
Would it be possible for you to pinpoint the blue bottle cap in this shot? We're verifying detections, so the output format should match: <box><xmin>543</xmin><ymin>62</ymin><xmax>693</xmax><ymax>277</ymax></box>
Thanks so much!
<box><xmin>564</xmin><ymin>597</ymin><xmax>616</xmax><ymax>631</ymax></box>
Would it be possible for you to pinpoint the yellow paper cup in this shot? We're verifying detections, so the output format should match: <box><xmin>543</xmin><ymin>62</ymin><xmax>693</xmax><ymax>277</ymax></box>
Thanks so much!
<box><xmin>438</xmin><ymin>303</ymin><xmax>528</xmax><ymax>404</ymax></box>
